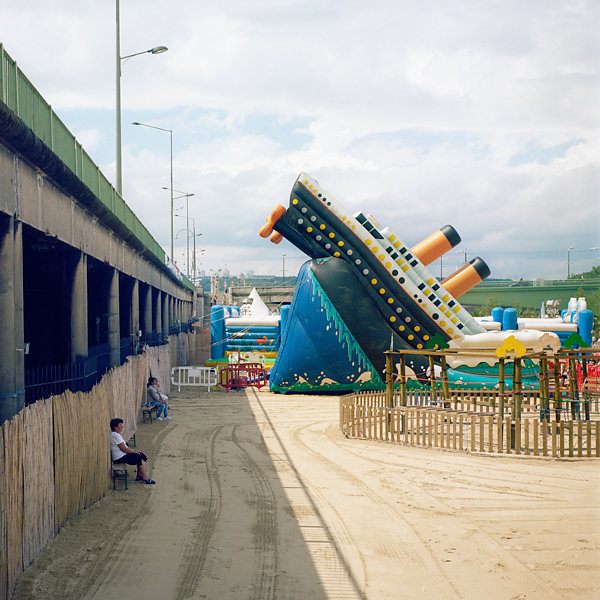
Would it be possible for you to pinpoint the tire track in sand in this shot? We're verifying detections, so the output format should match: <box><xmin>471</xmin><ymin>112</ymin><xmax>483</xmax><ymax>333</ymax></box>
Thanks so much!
<box><xmin>175</xmin><ymin>425</ymin><xmax>223</xmax><ymax>600</ymax></box>
<box><xmin>250</xmin><ymin>392</ymin><xmax>365</xmax><ymax>599</ymax></box>
<box><xmin>290</xmin><ymin>420</ymin><xmax>463</xmax><ymax>599</ymax></box>
<box><xmin>231</xmin><ymin>425</ymin><xmax>278</xmax><ymax>600</ymax></box>
<box><xmin>307</xmin><ymin>420</ymin><xmax>564</xmax><ymax>600</ymax></box>
<box><xmin>81</xmin><ymin>424</ymin><xmax>175</xmax><ymax>600</ymax></box>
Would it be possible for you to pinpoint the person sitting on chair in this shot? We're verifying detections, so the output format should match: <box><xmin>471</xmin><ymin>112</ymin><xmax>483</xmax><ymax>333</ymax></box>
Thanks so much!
<box><xmin>146</xmin><ymin>376</ymin><xmax>171</xmax><ymax>421</ymax></box>
<box><xmin>110</xmin><ymin>418</ymin><xmax>155</xmax><ymax>484</ymax></box>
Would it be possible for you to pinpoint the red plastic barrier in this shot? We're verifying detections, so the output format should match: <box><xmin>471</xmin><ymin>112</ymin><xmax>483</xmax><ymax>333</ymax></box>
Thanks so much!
<box><xmin>219</xmin><ymin>363</ymin><xmax>268</xmax><ymax>392</ymax></box>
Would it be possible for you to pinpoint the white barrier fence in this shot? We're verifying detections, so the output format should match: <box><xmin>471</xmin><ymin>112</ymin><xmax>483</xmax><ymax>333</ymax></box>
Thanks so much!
<box><xmin>170</xmin><ymin>366</ymin><xmax>218</xmax><ymax>392</ymax></box>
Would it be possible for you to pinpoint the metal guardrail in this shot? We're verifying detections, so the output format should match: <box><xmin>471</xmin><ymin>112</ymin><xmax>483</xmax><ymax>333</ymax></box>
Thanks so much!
<box><xmin>23</xmin><ymin>323</ymin><xmax>194</xmax><ymax>404</ymax></box>
<box><xmin>0</xmin><ymin>43</ymin><xmax>194</xmax><ymax>292</ymax></box>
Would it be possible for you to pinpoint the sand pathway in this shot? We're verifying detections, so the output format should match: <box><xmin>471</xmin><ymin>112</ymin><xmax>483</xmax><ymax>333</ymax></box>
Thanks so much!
<box><xmin>16</xmin><ymin>389</ymin><xmax>600</xmax><ymax>599</ymax></box>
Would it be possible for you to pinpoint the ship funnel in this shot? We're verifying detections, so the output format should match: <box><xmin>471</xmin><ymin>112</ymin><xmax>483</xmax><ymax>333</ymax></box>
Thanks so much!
<box><xmin>411</xmin><ymin>225</ymin><xmax>461</xmax><ymax>266</ymax></box>
<box><xmin>259</xmin><ymin>204</ymin><xmax>286</xmax><ymax>238</ymax></box>
<box><xmin>441</xmin><ymin>257</ymin><xmax>490</xmax><ymax>298</ymax></box>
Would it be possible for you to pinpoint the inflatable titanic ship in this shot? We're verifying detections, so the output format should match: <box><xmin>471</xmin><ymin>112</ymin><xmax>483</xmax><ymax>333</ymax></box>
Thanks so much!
<box><xmin>259</xmin><ymin>173</ymin><xmax>557</xmax><ymax>392</ymax></box>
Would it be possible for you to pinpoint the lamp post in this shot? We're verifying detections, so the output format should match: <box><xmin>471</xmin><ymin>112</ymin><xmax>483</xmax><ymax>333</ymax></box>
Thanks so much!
<box><xmin>455</xmin><ymin>248</ymin><xmax>468</xmax><ymax>267</ymax></box>
<box><xmin>132</xmin><ymin>122</ymin><xmax>174</xmax><ymax>260</ymax></box>
<box><xmin>175</xmin><ymin>217</ymin><xmax>202</xmax><ymax>280</ymax></box>
<box><xmin>282</xmin><ymin>253</ymin><xmax>286</xmax><ymax>284</ymax></box>
<box><xmin>567</xmin><ymin>245</ymin><xmax>575</xmax><ymax>279</ymax></box>
<box><xmin>115</xmin><ymin>0</ymin><xmax>167</xmax><ymax>195</ymax></box>
<box><xmin>165</xmin><ymin>188</ymin><xmax>194</xmax><ymax>275</ymax></box>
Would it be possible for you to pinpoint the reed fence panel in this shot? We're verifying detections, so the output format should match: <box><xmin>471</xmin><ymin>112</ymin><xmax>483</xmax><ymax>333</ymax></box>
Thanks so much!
<box><xmin>0</xmin><ymin>339</ymin><xmax>188</xmax><ymax>600</ymax></box>
<box><xmin>109</xmin><ymin>354</ymin><xmax>149</xmax><ymax>439</ymax></box>
<box><xmin>0</xmin><ymin>425</ymin><xmax>6</xmax><ymax>600</ymax></box>
<box><xmin>22</xmin><ymin>400</ymin><xmax>54</xmax><ymax>569</ymax></box>
<box><xmin>148</xmin><ymin>340</ymin><xmax>174</xmax><ymax>395</ymax></box>
<box><xmin>2</xmin><ymin>413</ymin><xmax>23</xmax><ymax>600</ymax></box>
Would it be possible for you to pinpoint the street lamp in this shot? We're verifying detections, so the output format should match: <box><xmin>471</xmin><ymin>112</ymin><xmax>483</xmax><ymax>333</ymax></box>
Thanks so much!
<box><xmin>164</xmin><ymin>187</ymin><xmax>194</xmax><ymax>274</ymax></box>
<box><xmin>455</xmin><ymin>248</ymin><xmax>468</xmax><ymax>267</ymax></box>
<box><xmin>175</xmin><ymin>217</ymin><xmax>202</xmax><ymax>280</ymax></box>
<box><xmin>115</xmin><ymin>0</ymin><xmax>167</xmax><ymax>195</ymax></box>
<box><xmin>132</xmin><ymin>122</ymin><xmax>174</xmax><ymax>260</ymax></box>
<box><xmin>282</xmin><ymin>253</ymin><xmax>286</xmax><ymax>284</ymax></box>
<box><xmin>567</xmin><ymin>245</ymin><xmax>575</xmax><ymax>279</ymax></box>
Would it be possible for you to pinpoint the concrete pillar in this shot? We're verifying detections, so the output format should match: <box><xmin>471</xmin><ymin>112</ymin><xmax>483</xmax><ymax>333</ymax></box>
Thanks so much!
<box><xmin>131</xmin><ymin>279</ymin><xmax>140</xmax><ymax>353</ymax></box>
<box><xmin>155</xmin><ymin>290</ymin><xmax>163</xmax><ymax>336</ymax></box>
<box><xmin>169</xmin><ymin>297</ymin><xmax>175</xmax><ymax>327</ymax></box>
<box><xmin>0</xmin><ymin>217</ymin><xmax>25</xmax><ymax>422</ymax></box>
<box><xmin>143</xmin><ymin>284</ymin><xmax>152</xmax><ymax>336</ymax></box>
<box><xmin>131</xmin><ymin>279</ymin><xmax>140</xmax><ymax>337</ymax></box>
<box><xmin>107</xmin><ymin>268</ymin><xmax>120</xmax><ymax>367</ymax></box>
<box><xmin>70</xmin><ymin>252</ymin><xmax>88</xmax><ymax>363</ymax></box>
<box><xmin>162</xmin><ymin>293</ymin><xmax>169</xmax><ymax>336</ymax></box>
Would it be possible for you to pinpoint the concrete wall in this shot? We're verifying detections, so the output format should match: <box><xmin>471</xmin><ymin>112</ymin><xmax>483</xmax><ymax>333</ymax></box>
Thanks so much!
<box><xmin>0</xmin><ymin>142</ymin><xmax>191</xmax><ymax>301</ymax></box>
<box><xmin>0</xmin><ymin>141</ymin><xmax>196</xmax><ymax>422</ymax></box>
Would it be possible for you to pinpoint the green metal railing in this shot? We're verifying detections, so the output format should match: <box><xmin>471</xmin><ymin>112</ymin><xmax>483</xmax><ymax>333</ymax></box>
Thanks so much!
<box><xmin>0</xmin><ymin>44</ymin><xmax>194</xmax><ymax>292</ymax></box>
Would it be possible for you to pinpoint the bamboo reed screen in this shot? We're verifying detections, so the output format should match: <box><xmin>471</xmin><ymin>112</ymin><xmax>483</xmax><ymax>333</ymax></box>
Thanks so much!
<box><xmin>0</xmin><ymin>336</ymin><xmax>191</xmax><ymax>600</ymax></box>
<box><xmin>22</xmin><ymin>400</ymin><xmax>54</xmax><ymax>568</ymax></box>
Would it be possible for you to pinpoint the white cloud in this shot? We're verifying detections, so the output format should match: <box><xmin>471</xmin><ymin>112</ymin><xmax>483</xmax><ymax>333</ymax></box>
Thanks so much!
<box><xmin>1</xmin><ymin>0</ymin><xmax>598</xmax><ymax>279</ymax></box>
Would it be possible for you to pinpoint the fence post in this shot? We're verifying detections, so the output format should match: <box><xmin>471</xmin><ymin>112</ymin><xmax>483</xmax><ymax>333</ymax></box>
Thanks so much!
<box><xmin>553</xmin><ymin>357</ymin><xmax>562</xmax><ymax>422</ymax></box>
<box><xmin>399</xmin><ymin>354</ymin><xmax>407</xmax><ymax>407</ymax></box>
<box><xmin>385</xmin><ymin>351</ymin><xmax>394</xmax><ymax>408</ymax></box>
<box><xmin>428</xmin><ymin>354</ymin><xmax>436</xmax><ymax>401</ymax></box>
<box><xmin>568</xmin><ymin>356</ymin><xmax>579</xmax><ymax>421</ymax></box>
<box><xmin>514</xmin><ymin>357</ymin><xmax>522</xmax><ymax>420</ymax></box>
<box><xmin>581</xmin><ymin>356</ymin><xmax>590</xmax><ymax>421</ymax></box>
<box><xmin>539</xmin><ymin>355</ymin><xmax>550</xmax><ymax>422</ymax></box>
<box><xmin>568</xmin><ymin>421</ymin><xmax>574</xmax><ymax>458</ymax></box>
<box><xmin>440</xmin><ymin>354</ymin><xmax>450</xmax><ymax>403</ymax></box>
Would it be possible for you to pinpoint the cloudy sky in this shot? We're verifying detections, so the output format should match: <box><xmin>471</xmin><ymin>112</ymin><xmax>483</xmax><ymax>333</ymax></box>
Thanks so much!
<box><xmin>2</xmin><ymin>0</ymin><xmax>599</xmax><ymax>280</ymax></box>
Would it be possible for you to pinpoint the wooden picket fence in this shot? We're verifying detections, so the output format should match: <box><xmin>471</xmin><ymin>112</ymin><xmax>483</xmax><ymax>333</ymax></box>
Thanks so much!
<box><xmin>0</xmin><ymin>336</ymin><xmax>183</xmax><ymax>600</ymax></box>
<box><xmin>340</xmin><ymin>392</ymin><xmax>600</xmax><ymax>459</ymax></box>
<box><xmin>353</xmin><ymin>387</ymin><xmax>600</xmax><ymax>419</ymax></box>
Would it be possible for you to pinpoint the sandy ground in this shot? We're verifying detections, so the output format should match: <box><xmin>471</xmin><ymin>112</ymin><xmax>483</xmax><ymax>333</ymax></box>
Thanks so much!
<box><xmin>15</xmin><ymin>388</ymin><xmax>600</xmax><ymax>600</ymax></box>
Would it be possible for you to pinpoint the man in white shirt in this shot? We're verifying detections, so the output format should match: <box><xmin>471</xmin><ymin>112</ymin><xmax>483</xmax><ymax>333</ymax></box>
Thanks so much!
<box><xmin>110</xmin><ymin>418</ymin><xmax>156</xmax><ymax>484</ymax></box>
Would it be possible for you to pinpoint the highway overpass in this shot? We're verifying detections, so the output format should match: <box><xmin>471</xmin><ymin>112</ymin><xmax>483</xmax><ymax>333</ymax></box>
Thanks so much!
<box><xmin>0</xmin><ymin>45</ymin><xmax>196</xmax><ymax>422</ymax></box>
<box><xmin>461</xmin><ymin>280</ymin><xmax>600</xmax><ymax>310</ymax></box>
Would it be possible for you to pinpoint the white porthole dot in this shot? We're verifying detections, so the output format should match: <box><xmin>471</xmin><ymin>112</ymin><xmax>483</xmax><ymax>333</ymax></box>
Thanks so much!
<box><xmin>310</xmin><ymin>216</ymin><xmax>316</xmax><ymax>222</ymax></box>
<box><xmin>301</xmin><ymin>207</ymin><xmax>307</xmax><ymax>213</ymax></box>
<box><xmin>355</xmin><ymin>259</ymin><xmax>361</xmax><ymax>265</ymax></box>
<box><xmin>325</xmin><ymin>243</ymin><xmax>331</xmax><ymax>249</ymax></box>
<box><xmin>316</xmin><ymin>235</ymin><xmax>322</xmax><ymax>241</ymax></box>
<box><xmin>363</xmin><ymin>269</ymin><xmax>369</xmax><ymax>275</ymax></box>
<box><xmin>297</xmin><ymin>218</ymin><xmax>304</xmax><ymax>225</ymax></box>
<box><xmin>347</xmin><ymin>249</ymin><xmax>353</xmax><ymax>255</ymax></box>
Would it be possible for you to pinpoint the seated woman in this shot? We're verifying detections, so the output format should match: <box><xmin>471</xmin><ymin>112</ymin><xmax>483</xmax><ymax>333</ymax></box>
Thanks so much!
<box><xmin>110</xmin><ymin>418</ymin><xmax>156</xmax><ymax>484</ymax></box>
<box><xmin>146</xmin><ymin>376</ymin><xmax>171</xmax><ymax>421</ymax></box>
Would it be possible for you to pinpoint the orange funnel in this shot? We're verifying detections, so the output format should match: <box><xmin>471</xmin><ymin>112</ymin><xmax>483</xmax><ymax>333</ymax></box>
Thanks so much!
<box><xmin>442</xmin><ymin>257</ymin><xmax>490</xmax><ymax>298</ymax></box>
<box><xmin>411</xmin><ymin>225</ymin><xmax>461</xmax><ymax>266</ymax></box>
